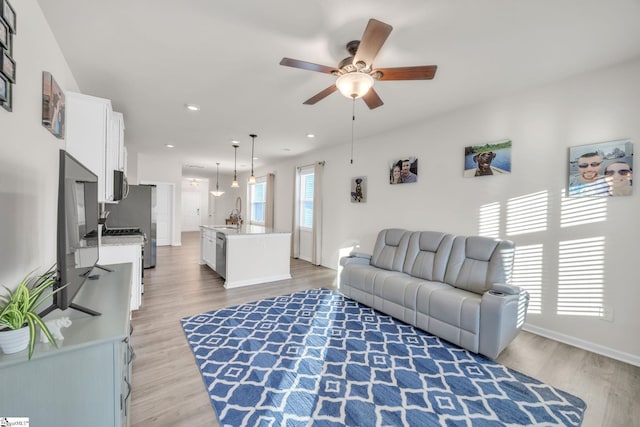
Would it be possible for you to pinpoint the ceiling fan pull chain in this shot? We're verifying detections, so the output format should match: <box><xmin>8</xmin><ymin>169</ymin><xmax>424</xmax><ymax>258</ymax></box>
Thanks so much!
<box><xmin>350</xmin><ymin>98</ymin><xmax>356</xmax><ymax>164</ymax></box>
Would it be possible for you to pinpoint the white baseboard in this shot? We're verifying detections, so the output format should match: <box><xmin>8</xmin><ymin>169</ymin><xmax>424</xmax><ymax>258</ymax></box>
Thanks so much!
<box><xmin>523</xmin><ymin>323</ymin><xmax>640</xmax><ymax>367</ymax></box>
<box><xmin>224</xmin><ymin>274</ymin><xmax>292</xmax><ymax>289</ymax></box>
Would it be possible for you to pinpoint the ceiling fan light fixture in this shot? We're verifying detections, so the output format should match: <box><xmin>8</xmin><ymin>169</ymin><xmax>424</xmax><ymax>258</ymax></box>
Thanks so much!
<box><xmin>336</xmin><ymin>72</ymin><xmax>374</xmax><ymax>99</ymax></box>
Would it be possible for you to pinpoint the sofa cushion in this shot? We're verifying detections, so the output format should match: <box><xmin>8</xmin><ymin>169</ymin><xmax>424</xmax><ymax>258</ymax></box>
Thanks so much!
<box><xmin>373</xmin><ymin>273</ymin><xmax>424</xmax><ymax>324</ymax></box>
<box><xmin>444</xmin><ymin>236</ymin><xmax>515</xmax><ymax>294</ymax></box>
<box><xmin>370</xmin><ymin>229</ymin><xmax>410</xmax><ymax>272</ymax></box>
<box><xmin>427</xmin><ymin>287</ymin><xmax>481</xmax><ymax>352</ymax></box>
<box><xmin>403</xmin><ymin>231</ymin><xmax>454</xmax><ymax>282</ymax></box>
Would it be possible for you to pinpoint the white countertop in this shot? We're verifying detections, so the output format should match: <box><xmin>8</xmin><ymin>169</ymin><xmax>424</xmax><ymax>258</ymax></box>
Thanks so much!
<box><xmin>200</xmin><ymin>224</ymin><xmax>290</xmax><ymax>236</ymax></box>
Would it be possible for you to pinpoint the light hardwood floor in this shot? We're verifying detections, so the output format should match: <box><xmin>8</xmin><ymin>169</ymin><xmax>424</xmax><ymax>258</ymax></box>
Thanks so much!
<box><xmin>130</xmin><ymin>232</ymin><xmax>640</xmax><ymax>427</ymax></box>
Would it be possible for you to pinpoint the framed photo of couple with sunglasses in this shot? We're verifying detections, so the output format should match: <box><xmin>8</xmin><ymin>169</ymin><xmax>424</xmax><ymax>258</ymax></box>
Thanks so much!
<box><xmin>568</xmin><ymin>139</ymin><xmax>633</xmax><ymax>197</ymax></box>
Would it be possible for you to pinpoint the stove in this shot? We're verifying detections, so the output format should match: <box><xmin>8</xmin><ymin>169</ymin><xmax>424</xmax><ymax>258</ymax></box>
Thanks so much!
<box><xmin>102</xmin><ymin>227</ymin><xmax>142</xmax><ymax>236</ymax></box>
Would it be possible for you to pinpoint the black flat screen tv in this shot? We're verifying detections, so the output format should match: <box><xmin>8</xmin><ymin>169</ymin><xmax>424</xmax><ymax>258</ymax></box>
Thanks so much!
<box><xmin>42</xmin><ymin>150</ymin><xmax>101</xmax><ymax>316</ymax></box>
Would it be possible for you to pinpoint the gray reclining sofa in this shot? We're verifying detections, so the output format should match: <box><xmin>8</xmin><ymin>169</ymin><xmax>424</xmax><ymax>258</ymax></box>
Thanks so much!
<box><xmin>339</xmin><ymin>229</ymin><xmax>529</xmax><ymax>359</ymax></box>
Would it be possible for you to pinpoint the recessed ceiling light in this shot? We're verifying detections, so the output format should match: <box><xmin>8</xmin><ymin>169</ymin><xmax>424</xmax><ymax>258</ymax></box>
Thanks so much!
<box><xmin>166</xmin><ymin>144</ymin><xmax>175</xmax><ymax>148</ymax></box>
<box><xmin>306</xmin><ymin>133</ymin><xmax>315</xmax><ymax>139</ymax></box>
<box><xmin>283</xmin><ymin>148</ymin><xmax>291</xmax><ymax>151</ymax></box>
<box><xmin>185</xmin><ymin>104</ymin><xmax>200</xmax><ymax>111</ymax></box>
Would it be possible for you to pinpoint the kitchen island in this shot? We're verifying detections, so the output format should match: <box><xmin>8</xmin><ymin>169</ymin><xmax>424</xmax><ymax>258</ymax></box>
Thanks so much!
<box><xmin>200</xmin><ymin>225</ymin><xmax>291</xmax><ymax>289</ymax></box>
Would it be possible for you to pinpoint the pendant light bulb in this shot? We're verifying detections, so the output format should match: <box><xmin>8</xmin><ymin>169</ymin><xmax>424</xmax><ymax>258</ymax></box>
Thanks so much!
<box><xmin>248</xmin><ymin>134</ymin><xmax>257</xmax><ymax>185</ymax></box>
<box><xmin>231</xmin><ymin>142</ymin><xmax>240</xmax><ymax>188</ymax></box>
<box><xmin>211</xmin><ymin>162</ymin><xmax>225</xmax><ymax>196</ymax></box>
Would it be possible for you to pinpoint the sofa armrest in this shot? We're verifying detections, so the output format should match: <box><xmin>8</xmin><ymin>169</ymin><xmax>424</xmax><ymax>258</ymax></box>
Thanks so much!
<box><xmin>491</xmin><ymin>283</ymin><xmax>525</xmax><ymax>296</ymax></box>
<box><xmin>339</xmin><ymin>252</ymin><xmax>372</xmax><ymax>266</ymax></box>
<box><xmin>479</xmin><ymin>286</ymin><xmax>530</xmax><ymax>359</ymax></box>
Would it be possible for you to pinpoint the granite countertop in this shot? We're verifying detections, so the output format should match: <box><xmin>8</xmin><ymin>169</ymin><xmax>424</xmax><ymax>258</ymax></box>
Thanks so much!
<box><xmin>200</xmin><ymin>224</ymin><xmax>290</xmax><ymax>236</ymax></box>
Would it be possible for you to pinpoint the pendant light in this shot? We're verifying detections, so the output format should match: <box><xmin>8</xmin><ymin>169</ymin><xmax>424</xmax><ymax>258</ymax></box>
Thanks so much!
<box><xmin>231</xmin><ymin>141</ymin><xmax>240</xmax><ymax>188</ymax></box>
<box><xmin>248</xmin><ymin>134</ymin><xmax>257</xmax><ymax>184</ymax></box>
<box><xmin>211</xmin><ymin>163</ymin><xmax>225</xmax><ymax>197</ymax></box>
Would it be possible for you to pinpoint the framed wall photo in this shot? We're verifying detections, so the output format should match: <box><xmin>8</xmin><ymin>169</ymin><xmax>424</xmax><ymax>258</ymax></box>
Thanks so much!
<box><xmin>464</xmin><ymin>139</ymin><xmax>512</xmax><ymax>177</ymax></box>
<box><xmin>1</xmin><ymin>0</ymin><xmax>16</xmax><ymax>34</ymax></box>
<box><xmin>42</xmin><ymin>71</ymin><xmax>66</xmax><ymax>138</ymax></box>
<box><xmin>389</xmin><ymin>157</ymin><xmax>418</xmax><ymax>184</ymax></box>
<box><xmin>0</xmin><ymin>76</ymin><xmax>11</xmax><ymax>111</ymax></box>
<box><xmin>350</xmin><ymin>176</ymin><xmax>367</xmax><ymax>203</ymax></box>
<box><xmin>568</xmin><ymin>139</ymin><xmax>634</xmax><ymax>197</ymax></box>
<box><xmin>0</xmin><ymin>48</ymin><xmax>15</xmax><ymax>82</ymax></box>
<box><xmin>0</xmin><ymin>72</ymin><xmax>7</xmax><ymax>102</ymax></box>
<box><xmin>0</xmin><ymin>17</ymin><xmax>9</xmax><ymax>50</ymax></box>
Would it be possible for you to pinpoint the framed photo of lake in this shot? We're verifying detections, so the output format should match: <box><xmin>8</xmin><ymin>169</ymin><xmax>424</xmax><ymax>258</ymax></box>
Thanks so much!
<box><xmin>464</xmin><ymin>139</ymin><xmax>512</xmax><ymax>178</ymax></box>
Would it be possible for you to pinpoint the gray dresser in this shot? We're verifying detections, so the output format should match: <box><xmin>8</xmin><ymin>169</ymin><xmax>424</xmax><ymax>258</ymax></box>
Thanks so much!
<box><xmin>0</xmin><ymin>263</ymin><xmax>133</xmax><ymax>427</ymax></box>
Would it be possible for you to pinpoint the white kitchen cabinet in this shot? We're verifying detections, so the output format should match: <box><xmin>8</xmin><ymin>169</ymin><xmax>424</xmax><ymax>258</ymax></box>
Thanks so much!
<box><xmin>200</xmin><ymin>227</ymin><xmax>216</xmax><ymax>270</ymax></box>
<box><xmin>100</xmin><ymin>240</ymin><xmax>143</xmax><ymax>311</ymax></box>
<box><xmin>110</xmin><ymin>111</ymin><xmax>125</xmax><ymax>172</ymax></box>
<box><xmin>65</xmin><ymin>92</ymin><xmax>125</xmax><ymax>203</ymax></box>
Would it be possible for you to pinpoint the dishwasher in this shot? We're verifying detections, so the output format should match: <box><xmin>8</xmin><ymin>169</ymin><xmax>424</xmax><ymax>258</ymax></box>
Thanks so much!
<box><xmin>215</xmin><ymin>232</ymin><xmax>226</xmax><ymax>279</ymax></box>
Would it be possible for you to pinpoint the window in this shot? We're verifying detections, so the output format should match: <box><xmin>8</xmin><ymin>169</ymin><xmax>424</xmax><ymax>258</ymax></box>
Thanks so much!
<box><xmin>250</xmin><ymin>179</ymin><xmax>266</xmax><ymax>225</ymax></box>
<box><xmin>300</xmin><ymin>172</ymin><xmax>314</xmax><ymax>229</ymax></box>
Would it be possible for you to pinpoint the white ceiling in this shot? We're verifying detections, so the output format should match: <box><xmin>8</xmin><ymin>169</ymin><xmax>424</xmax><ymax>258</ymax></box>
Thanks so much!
<box><xmin>37</xmin><ymin>0</ymin><xmax>640</xmax><ymax>177</ymax></box>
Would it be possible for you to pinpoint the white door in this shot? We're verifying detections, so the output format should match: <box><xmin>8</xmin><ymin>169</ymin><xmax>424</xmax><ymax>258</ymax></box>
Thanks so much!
<box><xmin>182</xmin><ymin>191</ymin><xmax>201</xmax><ymax>231</ymax></box>
<box><xmin>154</xmin><ymin>183</ymin><xmax>173</xmax><ymax>246</ymax></box>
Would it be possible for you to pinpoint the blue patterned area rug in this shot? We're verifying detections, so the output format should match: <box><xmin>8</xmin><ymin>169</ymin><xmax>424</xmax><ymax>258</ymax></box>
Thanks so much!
<box><xmin>181</xmin><ymin>289</ymin><xmax>586</xmax><ymax>426</ymax></box>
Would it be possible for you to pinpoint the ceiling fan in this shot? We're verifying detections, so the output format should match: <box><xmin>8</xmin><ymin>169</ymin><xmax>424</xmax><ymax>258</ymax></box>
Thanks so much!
<box><xmin>280</xmin><ymin>18</ymin><xmax>437</xmax><ymax>109</ymax></box>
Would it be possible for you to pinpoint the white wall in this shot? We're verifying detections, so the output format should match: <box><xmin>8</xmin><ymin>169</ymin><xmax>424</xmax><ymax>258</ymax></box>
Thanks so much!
<box><xmin>0</xmin><ymin>0</ymin><xmax>79</xmax><ymax>287</ymax></box>
<box><xmin>251</xmin><ymin>58</ymin><xmax>640</xmax><ymax>364</ymax></box>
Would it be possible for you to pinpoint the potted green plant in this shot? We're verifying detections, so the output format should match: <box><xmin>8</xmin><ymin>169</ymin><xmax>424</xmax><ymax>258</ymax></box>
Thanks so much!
<box><xmin>0</xmin><ymin>266</ymin><xmax>65</xmax><ymax>359</ymax></box>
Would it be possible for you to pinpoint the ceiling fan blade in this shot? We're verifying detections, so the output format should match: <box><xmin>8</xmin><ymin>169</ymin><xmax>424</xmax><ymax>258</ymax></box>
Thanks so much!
<box><xmin>353</xmin><ymin>19</ymin><xmax>393</xmax><ymax>69</ymax></box>
<box><xmin>303</xmin><ymin>85</ymin><xmax>338</xmax><ymax>105</ymax></box>
<box><xmin>374</xmin><ymin>65</ymin><xmax>438</xmax><ymax>81</ymax></box>
<box><xmin>362</xmin><ymin>88</ymin><xmax>384</xmax><ymax>110</ymax></box>
<box><xmin>280</xmin><ymin>58</ymin><xmax>338</xmax><ymax>75</ymax></box>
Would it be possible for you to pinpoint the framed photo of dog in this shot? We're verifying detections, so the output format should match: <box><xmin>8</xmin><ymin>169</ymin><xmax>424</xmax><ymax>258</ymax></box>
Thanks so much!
<box><xmin>350</xmin><ymin>176</ymin><xmax>367</xmax><ymax>203</ymax></box>
<box><xmin>464</xmin><ymin>139</ymin><xmax>512</xmax><ymax>178</ymax></box>
<box><xmin>568</xmin><ymin>139</ymin><xmax>633</xmax><ymax>197</ymax></box>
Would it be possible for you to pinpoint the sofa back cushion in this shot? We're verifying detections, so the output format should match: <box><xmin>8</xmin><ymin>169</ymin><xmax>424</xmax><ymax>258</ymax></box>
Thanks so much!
<box><xmin>403</xmin><ymin>231</ymin><xmax>454</xmax><ymax>282</ymax></box>
<box><xmin>370</xmin><ymin>229</ymin><xmax>410</xmax><ymax>272</ymax></box>
<box><xmin>444</xmin><ymin>236</ymin><xmax>515</xmax><ymax>294</ymax></box>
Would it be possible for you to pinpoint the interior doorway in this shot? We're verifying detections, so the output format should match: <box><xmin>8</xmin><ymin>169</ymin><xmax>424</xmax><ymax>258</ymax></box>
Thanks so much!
<box><xmin>181</xmin><ymin>178</ymin><xmax>209</xmax><ymax>232</ymax></box>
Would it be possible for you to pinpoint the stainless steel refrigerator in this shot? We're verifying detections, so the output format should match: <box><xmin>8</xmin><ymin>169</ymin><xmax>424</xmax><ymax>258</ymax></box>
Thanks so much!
<box><xmin>105</xmin><ymin>184</ymin><xmax>157</xmax><ymax>268</ymax></box>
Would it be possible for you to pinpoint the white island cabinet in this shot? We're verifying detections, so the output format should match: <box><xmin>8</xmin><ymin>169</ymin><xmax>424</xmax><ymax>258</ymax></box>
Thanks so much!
<box><xmin>200</xmin><ymin>225</ymin><xmax>291</xmax><ymax>288</ymax></box>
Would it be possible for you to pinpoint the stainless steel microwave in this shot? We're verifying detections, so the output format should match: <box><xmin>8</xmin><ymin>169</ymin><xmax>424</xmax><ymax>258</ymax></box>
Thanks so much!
<box><xmin>113</xmin><ymin>170</ymin><xmax>129</xmax><ymax>201</ymax></box>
